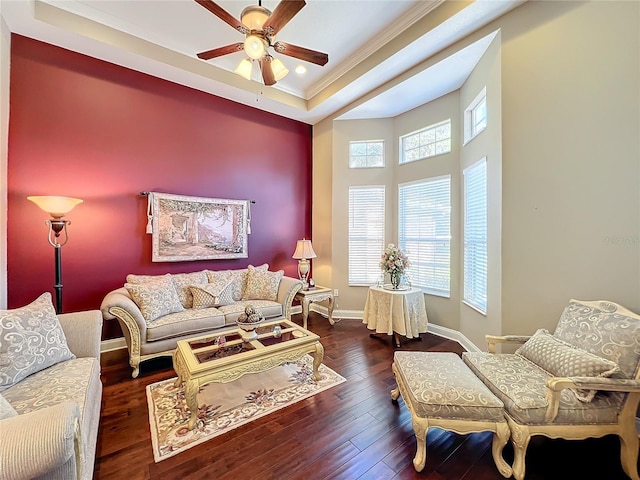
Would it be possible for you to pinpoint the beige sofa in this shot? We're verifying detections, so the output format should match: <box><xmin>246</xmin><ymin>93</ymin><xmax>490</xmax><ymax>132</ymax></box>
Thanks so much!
<box><xmin>0</xmin><ymin>294</ymin><xmax>103</xmax><ymax>480</ymax></box>
<box><xmin>101</xmin><ymin>264</ymin><xmax>303</xmax><ymax>378</ymax></box>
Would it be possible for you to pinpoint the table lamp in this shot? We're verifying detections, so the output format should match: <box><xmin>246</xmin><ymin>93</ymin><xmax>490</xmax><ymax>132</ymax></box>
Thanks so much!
<box><xmin>292</xmin><ymin>238</ymin><xmax>317</xmax><ymax>290</ymax></box>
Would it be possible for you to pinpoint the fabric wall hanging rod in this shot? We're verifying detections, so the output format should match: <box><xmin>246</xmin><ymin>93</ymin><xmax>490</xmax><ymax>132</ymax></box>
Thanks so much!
<box><xmin>139</xmin><ymin>191</ymin><xmax>255</xmax><ymax>204</ymax></box>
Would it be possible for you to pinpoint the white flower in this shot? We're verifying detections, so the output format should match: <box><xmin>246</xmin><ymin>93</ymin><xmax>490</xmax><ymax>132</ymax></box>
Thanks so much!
<box><xmin>379</xmin><ymin>244</ymin><xmax>410</xmax><ymax>275</ymax></box>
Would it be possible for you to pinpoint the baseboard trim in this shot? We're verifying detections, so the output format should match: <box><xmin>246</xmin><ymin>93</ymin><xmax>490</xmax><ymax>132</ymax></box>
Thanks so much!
<box><xmin>427</xmin><ymin>324</ymin><xmax>480</xmax><ymax>353</ymax></box>
<box><xmin>101</xmin><ymin>337</ymin><xmax>127</xmax><ymax>353</ymax></box>
<box><xmin>98</xmin><ymin>314</ymin><xmax>639</xmax><ymax>434</ymax></box>
<box><xmin>99</xmin><ymin>307</ymin><xmax>475</xmax><ymax>354</ymax></box>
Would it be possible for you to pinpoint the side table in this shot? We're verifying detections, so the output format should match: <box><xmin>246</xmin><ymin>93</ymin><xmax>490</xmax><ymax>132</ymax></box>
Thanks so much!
<box><xmin>295</xmin><ymin>286</ymin><xmax>337</xmax><ymax>329</ymax></box>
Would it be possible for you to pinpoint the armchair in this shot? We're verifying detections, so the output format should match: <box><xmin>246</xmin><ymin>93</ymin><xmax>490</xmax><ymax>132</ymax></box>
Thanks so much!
<box><xmin>0</xmin><ymin>306</ymin><xmax>103</xmax><ymax>480</ymax></box>
<box><xmin>463</xmin><ymin>299</ymin><xmax>640</xmax><ymax>480</ymax></box>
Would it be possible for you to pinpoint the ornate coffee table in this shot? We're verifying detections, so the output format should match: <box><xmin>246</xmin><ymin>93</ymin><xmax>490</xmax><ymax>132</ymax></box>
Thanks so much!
<box><xmin>172</xmin><ymin>318</ymin><xmax>324</xmax><ymax>429</ymax></box>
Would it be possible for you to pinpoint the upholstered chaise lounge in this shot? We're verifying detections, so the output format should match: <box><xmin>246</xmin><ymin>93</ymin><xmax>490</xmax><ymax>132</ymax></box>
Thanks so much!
<box><xmin>463</xmin><ymin>299</ymin><xmax>640</xmax><ymax>480</ymax></box>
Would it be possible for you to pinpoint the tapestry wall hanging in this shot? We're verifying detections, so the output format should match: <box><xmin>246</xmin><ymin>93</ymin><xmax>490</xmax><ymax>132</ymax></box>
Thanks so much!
<box><xmin>148</xmin><ymin>192</ymin><xmax>250</xmax><ymax>262</ymax></box>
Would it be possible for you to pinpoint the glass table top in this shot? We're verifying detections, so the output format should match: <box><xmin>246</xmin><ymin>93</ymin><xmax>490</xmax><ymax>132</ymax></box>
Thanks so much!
<box><xmin>184</xmin><ymin>320</ymin><xmax>310</xmax><ymax>364</ymax></box>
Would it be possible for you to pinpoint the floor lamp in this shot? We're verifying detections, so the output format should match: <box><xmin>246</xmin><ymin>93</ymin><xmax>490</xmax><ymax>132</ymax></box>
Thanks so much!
<box><xmin>27</xmin><ymin>196</ymin><xmax>83</xmax><ymax>314</ymax></box>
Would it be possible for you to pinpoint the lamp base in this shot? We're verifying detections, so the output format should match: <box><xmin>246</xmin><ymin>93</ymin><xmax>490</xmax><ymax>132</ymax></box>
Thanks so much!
<box><xmin>298</xmin><ymin>258</ymin><xmax>310</xmax><ymax>290</ymax></box>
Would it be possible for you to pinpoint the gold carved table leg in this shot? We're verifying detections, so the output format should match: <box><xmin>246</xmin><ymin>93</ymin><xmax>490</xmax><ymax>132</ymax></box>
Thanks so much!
<box><xmin>312</xmin><ymin>342</ymin><xmax>324</xmax><ymax>381</ymax></box>
<box><xmin>173</xmin><ymin>349</ymin><xmax>186</xmax><ymax>388</ymax></box>
<box><xmin>185</xmin><ymin>379</ymin><xmax>201</xmax><ymax>430</ymax></box>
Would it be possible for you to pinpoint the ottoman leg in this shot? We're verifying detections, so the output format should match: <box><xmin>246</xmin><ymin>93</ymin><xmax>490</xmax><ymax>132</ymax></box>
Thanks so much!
<box><xmin>492</xmin><ymin>422</ymin><xmax>512</xmax><ymax>478</ymax></box>
<box><xmin>391</xmin><ymin>386</ymin><xmax>400</xmax><ymax>401</ymax></box>
<box><xmin>412</xmin><ymin>416</ymin><xmax>430</xmax><ymax>472</ymax></box>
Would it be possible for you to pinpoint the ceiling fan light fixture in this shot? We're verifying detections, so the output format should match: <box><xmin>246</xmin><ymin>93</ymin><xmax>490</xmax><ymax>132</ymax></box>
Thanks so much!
<box><xmin>240</xmin><ymin>5</ymin><xmax>271</xmax><ymax>31</ymax></box>
<box><xmin>235</xmin><ymin>58</ymin><xmax>253</xmax><ymax>80</ymax></box>
<box><xmin>244</xmin><ymin>34</ymin><xmax>267</xmax><ymax>60</ymax></box>
<box><xmin>271</xmin><ymin>57</ymin><xmax>289</xmax><ymax>81</ymax></box>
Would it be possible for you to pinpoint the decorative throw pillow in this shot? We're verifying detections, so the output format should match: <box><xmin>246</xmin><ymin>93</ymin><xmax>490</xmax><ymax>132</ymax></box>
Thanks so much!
<box><xmin>516</xmin><ymin>329</ymin><xmax>620</xmax><ymax>402</ymax></box>
<box><xmin>170</xmin><ymin>271</ymin><xmax>208</xmax><ymax>309</ymax></box>
<box><xmin>206</xmin><ymin>264</ymin><xmax>268</xmax><ymax>301</ymax></box>
<box><xmin>0</xmin><ymin>393</ymin><xmax>17</xmax><ymax>419</ymax></box>
<box><xmin>190</xmin><ymin>280</ymin><xmax>234</xmax><ymax>309</ymax></box>
<box><xmin>243</xmin><ymin>266</ymin><xmax>284</xmax><ymax>302</ymax></box>
<box><xmin>125</xmin><ymin>276</ymin><xmax>184</xmax><ymax>323</ymax></box>
<box><xmin>0</xmin><ymin>292</ymin><xmax>75</xmax><ymax>392</ymax></box>
<box><xmin>125</xmin><ymin>273</ymin><xmax>167</xmax><ymax>284</ymax></box>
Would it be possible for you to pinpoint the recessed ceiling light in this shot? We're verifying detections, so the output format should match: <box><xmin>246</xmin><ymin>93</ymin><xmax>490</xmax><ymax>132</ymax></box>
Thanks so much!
<box><xmin>295</xmin><ymin>65</ymin><xmax>307</xmax><ymax>75</ymax></box>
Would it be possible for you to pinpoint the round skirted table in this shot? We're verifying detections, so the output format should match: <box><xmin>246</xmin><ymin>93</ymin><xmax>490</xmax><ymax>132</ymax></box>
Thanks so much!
<box><xmin>362</xmin><ymin>286</ymin><xmax>428</xmax><ymax>347</ymax></box>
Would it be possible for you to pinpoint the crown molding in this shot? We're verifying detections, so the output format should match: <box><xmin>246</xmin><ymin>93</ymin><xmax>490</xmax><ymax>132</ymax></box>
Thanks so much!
<box><xmin>306</xmin><ymin>0</ymin><xmax>444</xmax><ymax>99</ymax></box>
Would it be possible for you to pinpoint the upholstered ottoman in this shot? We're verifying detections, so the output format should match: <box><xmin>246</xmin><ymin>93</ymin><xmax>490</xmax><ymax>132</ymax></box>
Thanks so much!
<box><xmin>391</xmin><ymin>351</ymin><xmax>511</xmax><ymax>476</ymax></box>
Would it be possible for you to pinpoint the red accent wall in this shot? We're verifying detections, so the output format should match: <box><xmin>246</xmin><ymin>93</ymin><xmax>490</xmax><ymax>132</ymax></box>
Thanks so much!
<box><xmin>7</xmin><ymin>35</ymin><xmax>312</xmax><ymax>339</ymax></box>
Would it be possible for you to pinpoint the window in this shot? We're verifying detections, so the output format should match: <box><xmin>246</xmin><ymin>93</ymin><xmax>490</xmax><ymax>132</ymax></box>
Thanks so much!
<box><xmin>349</xmin><ymin>140</ymin><xmax>384</xmax><ymax>168</ymax></box>
<box><xmin>463</xmin><ymin>158</ymin><xmax>487</xmax><ymax>313</ymax></box>
<box><xmin>348</xmin><ymin>186</ymin><xmax>385</xmax><ymax>285</ymax></box>
<box><xmin>399</xmin><ymin>120</ymin><xmax>451</xmax><ymax>164</ymax></box>
<box><xmin>399</xmin><ymin>176</ymin><xmax>451</xmax><ymax>296</ymax></box>
<box><xmin>464</xmin><ymin>87</ymin><xmax>487</xmax><ymax>143</ymax></box>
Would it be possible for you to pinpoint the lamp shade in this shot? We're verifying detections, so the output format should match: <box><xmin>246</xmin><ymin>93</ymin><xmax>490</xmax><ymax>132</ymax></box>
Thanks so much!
<box><xmin>27</xmin><ymin>196</ymin><xmax>83</xmax><ymax>218</ymax></box>
<box><xmin>240</xmin><ymin>5</ymin><xmax>270</xmax><ymax>30</ymax></box>
<box><xmin>271</xmin><ymin>58</ymin><xmax>289</xmax><ymax>81</ymax></box>
<box><xmin>244</xmin><ymin>35</ymin><xmax>267</xmax><ymax>60</ymax></box>
<box><xmin>235</xmin><ymin>58</ymin><xmax>253</xmax><ymax>80</ymax></box>
<box><xmin>292</xmin><ymin>239</ymin><xmax>317</xmax><ymax>259</ymax></box>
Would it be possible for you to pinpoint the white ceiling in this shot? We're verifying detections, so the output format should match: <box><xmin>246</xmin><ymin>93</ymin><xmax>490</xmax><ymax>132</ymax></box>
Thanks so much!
<box><xmin>1</xmin><ymin>0</ymin><xmax>524</xmax><ymax>124</ymax></box>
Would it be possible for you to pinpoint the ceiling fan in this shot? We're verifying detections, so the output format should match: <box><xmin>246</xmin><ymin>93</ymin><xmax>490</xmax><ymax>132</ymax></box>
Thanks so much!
<box><xmin>195</xmin><ymin>0</ymin><xmax>329</xmax><ymax>86</ymax></box>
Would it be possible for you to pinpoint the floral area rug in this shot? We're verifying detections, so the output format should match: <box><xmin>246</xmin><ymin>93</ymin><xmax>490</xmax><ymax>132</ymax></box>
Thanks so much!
<box><xmin>146</xmin><ymin>355</ymin><xmax>346</xmax><ymax>462</ymax></box>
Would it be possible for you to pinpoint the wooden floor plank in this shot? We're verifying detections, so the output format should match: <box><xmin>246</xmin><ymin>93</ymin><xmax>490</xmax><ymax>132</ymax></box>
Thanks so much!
<box><xmin>94</xmin><ymin>312</ymin><xmax>638</xmax><ymax>479</ymax></box>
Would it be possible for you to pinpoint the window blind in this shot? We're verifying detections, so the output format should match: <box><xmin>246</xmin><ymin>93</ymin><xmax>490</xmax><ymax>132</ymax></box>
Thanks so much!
<box><xmin>348</xmin><ymin>186</ymin><xmax>385</xmax><ymax>285</ymax></box>
<box><xmin>399</xmin><ymin>176</ymin><xmax>451</xmax><ymax>296</ymax></box>
<box><xmin>463</xmin><ymin>158</ymin><xmax>487</xmax><ymax>313</ymax></box>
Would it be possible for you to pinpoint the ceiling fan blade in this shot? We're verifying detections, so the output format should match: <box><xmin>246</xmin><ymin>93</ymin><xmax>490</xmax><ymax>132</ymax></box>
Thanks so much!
<box><xmin>197</xmin><ymin>42</ymin><xmax>244</xmax><ymax>60</ymax></box>
<box><xmin>273</xmin><ymin>41</ymin><xmax>328</xmax><ymax>66</ymax></box>
<box><xmin>262</xmin><ymin>0</ymin><xmax>306</xmax><ymax>36</ymax></box>
<box><xmin>195</xmin><ymin>0</ymin><xmax>248</xmax><ymax>34</ymax></box>
<box><xmin>259</xmin><ymin>57</ymin><xmax>277</xmax><ymax>86</ymax></box>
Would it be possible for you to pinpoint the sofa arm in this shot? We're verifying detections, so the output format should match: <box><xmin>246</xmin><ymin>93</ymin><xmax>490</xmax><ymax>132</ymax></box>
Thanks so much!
<box><xmin>544</xmin><ymin>376</ymin><xmax>640</xmax><ymax>422</ymax></box>
<box><xmin>486</xmin><ymin>334</ymin><xmax>531</xmax><ymax>354</ymax></box>
<box><xmin>100</xmin><ymin>287</ymin><xmax>147</xmax><ymax>346</ymax></box>
<box><xmin>100</xmin><ymin>288</ymin><xmax>148</xmax><ymax>377</ymax></box>
<box><xmin>277</xmin><ymin>276</ymin><xmax>304</xmax><ymax>321</ymax></box>
<box><xmin>0</xmin><ymin>401</ymin><xmax>82</xmax><ymax>480</ymax></box>
<box><xmin>58</xmin><ymin>310</ymin><xmax>103</xmax><ymax>359</ymax></box>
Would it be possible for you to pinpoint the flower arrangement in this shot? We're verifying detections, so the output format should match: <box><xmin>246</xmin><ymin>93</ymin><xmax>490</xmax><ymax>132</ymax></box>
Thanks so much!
<box><xmin>380</xmin><ymin>244</ymin><xmax>410</xmax><ymax>288</ymax></box>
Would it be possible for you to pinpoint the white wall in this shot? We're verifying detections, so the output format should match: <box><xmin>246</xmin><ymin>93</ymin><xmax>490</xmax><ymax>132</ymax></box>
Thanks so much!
<box><xmin>311</xmin><ymin>120</ymin><xmax>333</xmax><ymax>297</ymax></box>
<box><xmin>459</xmin><ymin>33</ymin><xmax>502</xmax><ymax>347</ymax></box>
<box><xmin>0</xmin><ymin>11</ymin><xmax>10</xmax><ymax>309</ymax></box>
<box><xmin>314</xmin><ymin>0</ymin><xmax>640</xmax><ymax>346</ymax></box>
<box><xmin>393</xmin><ymin>93</ymin><xmax>461</xmax><ymax>330</ymax></box>
<box><xmin>330</xmin><ymin>118</ymin><xmax>394</xmax><ymax>314</ymax></box>
<box><xmin>498</xmin><ymin>0</ymin><xmax>640</xmax><ymax>334</ymax></box>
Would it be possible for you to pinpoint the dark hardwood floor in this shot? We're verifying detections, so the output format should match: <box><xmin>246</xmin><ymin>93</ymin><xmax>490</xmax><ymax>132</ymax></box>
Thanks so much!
<box><xmin>95</xmin><ymin>312</ymin><xmax>636</xmax><ymax>479</ymax></box>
